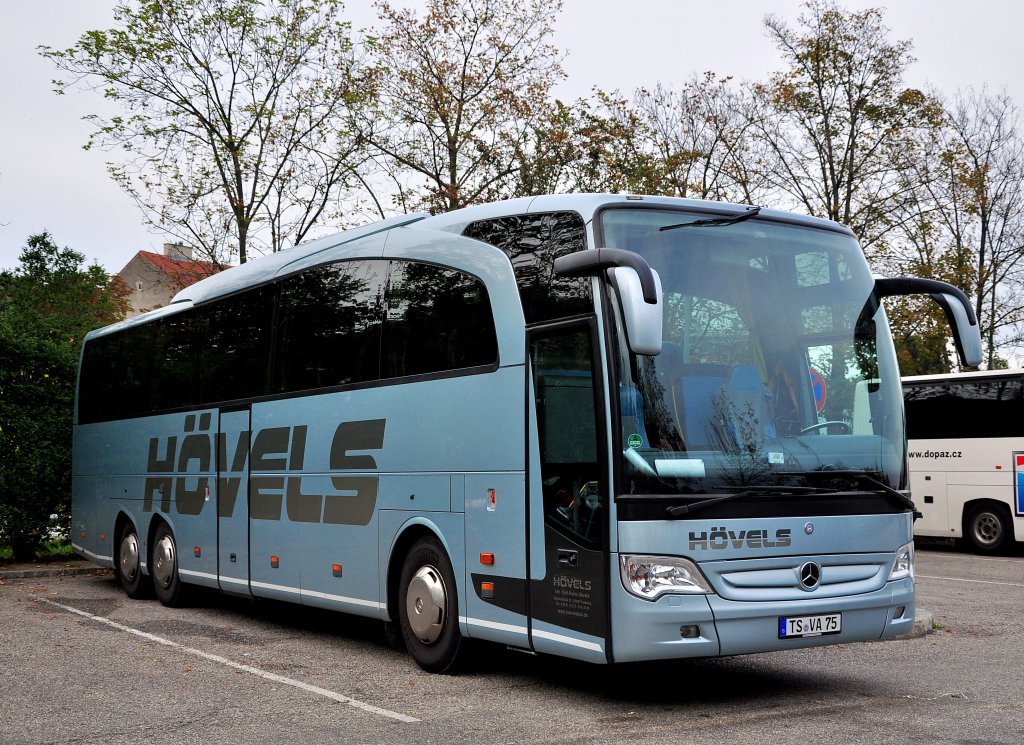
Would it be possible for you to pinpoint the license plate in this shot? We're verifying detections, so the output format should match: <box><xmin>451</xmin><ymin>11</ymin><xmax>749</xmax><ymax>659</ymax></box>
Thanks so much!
<box><xmin>778</xmin><ymin>612</ymin><xmax>842</xmax><ymax>638</ymax></box>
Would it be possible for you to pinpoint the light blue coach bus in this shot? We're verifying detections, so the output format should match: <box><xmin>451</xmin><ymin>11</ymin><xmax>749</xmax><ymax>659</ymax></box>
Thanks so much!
<box><xmin>72</xmin><ymin>194</ymin><xmax>981</xmax><ymax>672</ymax></box>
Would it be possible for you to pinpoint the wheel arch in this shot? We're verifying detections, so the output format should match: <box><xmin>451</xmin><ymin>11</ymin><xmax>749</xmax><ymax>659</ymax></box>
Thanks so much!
<box><xmin>113</xmin><ymin>510</ymin><xmax>147</xmax><ymax>572</ymax></box>
<box><xmin>961</xmin><ymin>498</ymin><xmax>1012</xmax><ymax>528</ymax></box>
<box><xmin>962</xmin><ymin>498</ymin><xmax>1014</xmax><ymax>552</ymax></box>
<box><xmin>146</xmin><ymin>513</ymin><xmax>174</xmax><ymax>570</ymax></box>
<box><xmin>384</xmin><ymin>517</ymin><xmax>461</xmax><ymax>625</ymax></box>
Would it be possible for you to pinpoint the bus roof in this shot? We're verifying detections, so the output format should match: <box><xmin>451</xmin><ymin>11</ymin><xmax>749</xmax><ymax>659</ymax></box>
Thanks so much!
<box><xmin>87</xmin><ymin>193</ymin><xmax>857</xmax><ymax>341</ymax></box>
<box><xmin>415</xmin><ymin>193</ymin><xmax>856</xmax><ymax>237</ymax></box>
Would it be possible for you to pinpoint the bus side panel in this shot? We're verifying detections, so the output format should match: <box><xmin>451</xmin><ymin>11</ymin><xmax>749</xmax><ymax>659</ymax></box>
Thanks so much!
<box><xmin>910</xmin><ymin>469</ymin><xmax>950</xmax><ymax>537</ymax></box>
<box><xmin>74</xmin><ymin>412</ymin><xmax>221</xmax><ymax>582</ymax></box>
<box><xmin>249</xmin><ymin>492</ymin><xmax>300</xmax><ymax>602</ymax></box>
<box><xmin>70</xmin><ymin>473</ymin><xmax>98</xmax><ymax>564</ymax></box>
<box><xmin>217</xmin><ymin>408</ymin><xmax>251</xmax><ymax>596</ymax></box>
<box><xmin>100</xmin><ymin>476</ymin><xmax>138</xmax><ymax>565</ymax></box>
<box><xmin>464</xmin><ymin>472</ymin><xmax>529</xmax><ymax>647</ymax></box>
<box><xmin>162</xmin><ymin>410</ymin><xmax>219</xmax><ymax>588</ymax></box>
<box><xmin>72</xmin><ymin>423</ymin><xmax>106</xmax><ymax>564</ymax></box>
<box><xmin>295</xmin><ymin>474</ymin><xmax>384</xmax><ymax>617</ymax></box>
<box><xmin>75</xmin><ymin>420</ymin><xmax>157</xmax><ymax>568</ymax></box>
<box><xmin>948</xmin><ymin>480</ymin><xmax>1023</xmax><ymax>540</ymax></box>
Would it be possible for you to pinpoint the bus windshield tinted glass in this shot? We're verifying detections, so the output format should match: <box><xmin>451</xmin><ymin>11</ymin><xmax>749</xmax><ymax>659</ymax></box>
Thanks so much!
<box><xmin>602</xmin><ymin>208</ymin><xmax>906</xmax><ymax>496</ymax></box>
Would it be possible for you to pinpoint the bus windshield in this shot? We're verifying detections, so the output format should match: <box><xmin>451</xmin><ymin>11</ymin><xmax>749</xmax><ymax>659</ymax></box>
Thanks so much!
<box><xmin>602</xmin><ymin>208</ymin><xmax>906</xmax><ymax>499</ymax></box>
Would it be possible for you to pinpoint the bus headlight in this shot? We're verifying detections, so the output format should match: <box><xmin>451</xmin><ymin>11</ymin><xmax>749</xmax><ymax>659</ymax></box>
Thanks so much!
<box><xmin>888</xmin><ymin>542</ymin><xmax>915</xmax><ymax>582</ymax></box>
<box><xmin>619</xmin><ymin>555</ymin><xmax>714</xmax><ymax>600</ymax></box>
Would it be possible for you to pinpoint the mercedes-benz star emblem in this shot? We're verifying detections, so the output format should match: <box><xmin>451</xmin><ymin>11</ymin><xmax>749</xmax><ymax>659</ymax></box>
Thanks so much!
<box><xmin>804</xmin><ymin>522</ymin><xmax>815</xmax><ymax>535</ymax></box>
<box><xmin>799</xmin><ymin>561</ymin><xmax>821</xmax><ymax>590</ymax></box>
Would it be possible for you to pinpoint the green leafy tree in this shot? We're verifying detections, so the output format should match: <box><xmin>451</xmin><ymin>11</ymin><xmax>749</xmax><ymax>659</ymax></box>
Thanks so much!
<box><xmin>0</xmin><ymin>234</ymin><xmax>128</xmax><ymax>561</ymax></box>
<box><xmin>41</xmin><ymin>0</ymin><xmax>373</xmax><ymax>263</ymax></box>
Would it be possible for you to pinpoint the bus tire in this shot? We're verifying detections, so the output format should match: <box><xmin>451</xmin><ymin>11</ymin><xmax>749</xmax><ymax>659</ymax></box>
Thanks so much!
<box><xmin>114</xmin><ymin>521</ymin><xmax>151</xmax><ymax>599</ymax></box>
<box><xmin>151</xmin><ymin>522</ymin><xmax>190</xmax><ymax>607</ymax></box>
<box><xmin>398</xmin><ymin>536</ymin><xmax>463</xmax><ymax>674</ymax></box>
<box><xmin>966</xmin><ymin>503</ymin><xmax>1010</xmax><ymax>554</ymax></box>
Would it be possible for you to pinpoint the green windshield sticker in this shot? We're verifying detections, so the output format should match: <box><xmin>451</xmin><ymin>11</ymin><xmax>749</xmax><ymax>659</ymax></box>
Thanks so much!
<box><xmin>627</xmin><ymin>434</ymin><xmax>643</xmax><ymax>449</ymax></box>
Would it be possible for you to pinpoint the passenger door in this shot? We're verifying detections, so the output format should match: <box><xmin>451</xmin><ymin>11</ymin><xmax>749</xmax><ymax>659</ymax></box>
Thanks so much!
<box><xmin>527</xmin><ymin>322</ymin><xmax>610</xmax><ymax>662</ymax></box>
<box><xmin>217</xmin><ymin>406</ymin><xmax>251</xmax><ymax>595</ymax></box>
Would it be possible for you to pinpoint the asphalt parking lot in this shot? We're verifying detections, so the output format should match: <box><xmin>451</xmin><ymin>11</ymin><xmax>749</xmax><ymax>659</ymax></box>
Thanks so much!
<box><xmin>1</xmin><ymin>544</ymin><xmax>1022</xmax><ymax>744</ymax></box>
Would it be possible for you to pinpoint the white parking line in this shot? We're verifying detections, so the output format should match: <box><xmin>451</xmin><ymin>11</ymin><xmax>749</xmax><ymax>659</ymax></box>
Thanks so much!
<box><xmin>916</xmin><ymin>574</ymin><xmax>1024</xmax><ymax>588</ymax></box>
<box><xmin>34</xmin><ymin>596</ymin><xmax>419</xmax><ymax>723</ymax></box>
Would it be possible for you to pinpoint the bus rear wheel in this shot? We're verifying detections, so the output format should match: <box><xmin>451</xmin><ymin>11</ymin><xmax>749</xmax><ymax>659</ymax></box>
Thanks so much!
<box><xmin>966</xmin><ymin>504</ymin><xmax>1010</xmax><ymax>554</ymax></box>
<box><xmin>398</xmin><ymin>536</ymin><xmax>463</xmax><ymax>674</ymax></box>
<box><xmin>115</xmin><ymin>521</ymin><xmax>151</xmax><ymax>599</ymax></box>
<box><xmin>151</xmin><ymin>523</ymin><xmax>190</xmax><ymax>607</ymax></box>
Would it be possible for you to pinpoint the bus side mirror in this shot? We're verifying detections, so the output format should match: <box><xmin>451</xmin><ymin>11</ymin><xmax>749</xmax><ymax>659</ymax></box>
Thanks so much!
<box><xmin>553</xmin><ymin>248</ymin><xmax>663</xmax><ymax>356</ymax></box>
<box><xmin>609</xmin><ymin>266</ymin><xmax>663</xmax><ymax>356</ymax></box>
<box><xmin>875</xmin><ymin>277</ymin><xmax>983</xmax><ymax>368</ymax></box>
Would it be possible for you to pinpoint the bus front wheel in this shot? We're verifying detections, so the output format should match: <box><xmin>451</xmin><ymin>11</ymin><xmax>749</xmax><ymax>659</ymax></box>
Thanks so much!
<box><xmin>966</xmin><ymin>504</ymin><xmax>1010</xmax><ymax>554</ymax></box>
<box><xmin>151</xmin><ymin>523</ymin><xmax>189</xmax><ymax>607</ymax></box>
<box><xmin>114</xmin><ymin>521</ymin><xmax>151</xmax><ymax>599</ymax></box>
<box><xmin>398</xmin><ymin>536</ymin><xmax>463</xmax><ymax>674</ymax></box>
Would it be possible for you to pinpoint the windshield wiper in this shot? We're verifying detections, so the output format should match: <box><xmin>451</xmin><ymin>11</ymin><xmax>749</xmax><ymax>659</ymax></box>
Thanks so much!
<box><xmin>843</xmin><ymin>472</ymin><xmax>918</xmax><ymax>514</ymax></box>
<box><xmin>666</xmin><ymin>484</ymin><xmax>834</xmax><ymax>518</ymax></box>
<box><xmin>658</xmin><ymin>206</ymin><xmax>761</xmax><ymax>232</ymax></box>
<box><xmin>795</xmin><ymin>470</ymin><xmax>919</xmax><ymax>515</ymax></box>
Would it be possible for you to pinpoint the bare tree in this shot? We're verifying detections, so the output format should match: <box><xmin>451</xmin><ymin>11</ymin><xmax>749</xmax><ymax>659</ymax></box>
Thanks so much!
<box><xmin>942</xmin><ymin>90</ymin><xmax>1024</xmax><ymax>365</ymax></box>
<box><xmin>42</xmin><ymin>0</ymin><xmax>373</xmax><ymax>264</ymax></box>
<box><xmin>366</xmin><ymin>0</ymin><xmax>564</xmax><ymax>213</ymax></box>
<box><xmin>632</xmin><ymin>74</ymin><xmax>772</xmax><ymax>205</ymax></box>
<box><xmin>753</xmin><ymin>0</ymin><xmax>943</xmax><ymax>251</ymax></box>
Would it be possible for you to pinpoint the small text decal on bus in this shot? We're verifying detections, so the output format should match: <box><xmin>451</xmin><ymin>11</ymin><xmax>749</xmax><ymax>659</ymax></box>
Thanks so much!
<box><xmin>688</xmin><ymin>527</ymin><xmax>792</xmax><ymax>551</ymax></box>
<box><xmin>143</xmin><ymin>414</ymin><xmax>386</xmax><ymax>526</ymax></box>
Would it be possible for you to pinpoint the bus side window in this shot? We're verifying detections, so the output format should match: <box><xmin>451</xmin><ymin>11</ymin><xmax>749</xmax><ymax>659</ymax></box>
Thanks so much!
<box><xmin>382</xmin><ymin>261</ymin><xmax>498</xmax><ymax>379</ymax></box>
<box><xmin>462</xmin><ymin>211</ymin><xmax>591</xmax><ymax>324</ymax></box>
<box><xmin>274</xmin><ymin>260</ymin><xmax>385</xmax><ymax>393</ymax></box>
<box><xmin>196</xmin><ymin>284</ymin><xmax>275</xmax><ymax>405</ymax></box>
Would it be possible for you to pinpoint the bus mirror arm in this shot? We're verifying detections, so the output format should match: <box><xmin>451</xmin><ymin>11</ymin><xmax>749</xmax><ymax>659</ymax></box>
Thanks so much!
<box><xmin>554</xmin><ymin>248</ymin><xmax>663</xmax><ymax>356</ymax></box>
<box><xmin>554</xmin><ymin>248</ymin><xmax>659</xmax><ymax>303</ymax></box>
<box><xmin>875</xmin><ymin>277</ymin><xmax>983</xmax><ymax>368</ymax></box>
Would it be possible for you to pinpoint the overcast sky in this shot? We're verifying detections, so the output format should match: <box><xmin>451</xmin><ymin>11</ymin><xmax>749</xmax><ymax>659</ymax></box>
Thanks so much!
<box><xmin>2</xmin><ymin>0</ymin><xmax>1023</xmax><ymax>275</ymax></box>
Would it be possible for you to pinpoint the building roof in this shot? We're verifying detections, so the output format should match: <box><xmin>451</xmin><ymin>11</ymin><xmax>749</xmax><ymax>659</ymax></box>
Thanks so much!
<box><xmin>135</xmin><ymin>250</ymin><xmax>222</xmax><ymax>289</ymax></box>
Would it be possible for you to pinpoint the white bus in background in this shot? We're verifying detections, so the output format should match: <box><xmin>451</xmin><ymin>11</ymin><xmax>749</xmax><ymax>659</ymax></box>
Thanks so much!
<box><xmin>903</xmin><ymin>370</ymin><xmax>1024</xmax><ymax>553</ymax></box>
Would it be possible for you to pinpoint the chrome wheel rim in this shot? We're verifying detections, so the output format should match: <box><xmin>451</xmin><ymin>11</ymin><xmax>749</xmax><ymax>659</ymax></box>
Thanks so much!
<box><xmin>119</xmin><ymin>533</ymin><xmax>139</xmax><ymax>582</ymax></box>
<box><xmin>152</xmin><ymin>534</ymin><xmax>176</xmax><ymax>589</ymax></box>
<box><xmin>406</xmin><ymin>565</ymin><xmax>447</xmax><ymax>644</ymax></box>
<box><xmin>974</xmin><ymin>513</ymin><xmax>1002</xmax><ymax>546</ymax></box>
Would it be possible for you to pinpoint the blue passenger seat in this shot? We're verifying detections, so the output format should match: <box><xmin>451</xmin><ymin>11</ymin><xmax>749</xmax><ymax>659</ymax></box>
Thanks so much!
<box><xmin>719</xmin><ymin>364</ymin><xmax>777</xmax><ymax>442</ymax></box>
<box><xmin>677</xmin><ymin>363</ymin><xmax>731</xmax><ymax>449</ymax></box>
